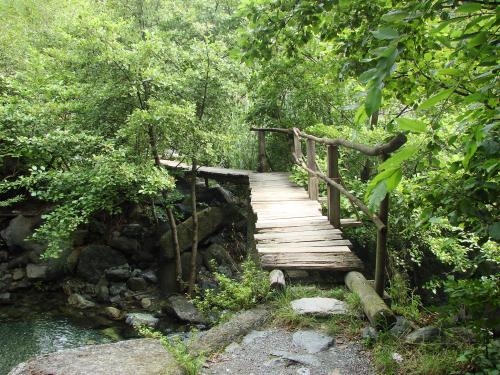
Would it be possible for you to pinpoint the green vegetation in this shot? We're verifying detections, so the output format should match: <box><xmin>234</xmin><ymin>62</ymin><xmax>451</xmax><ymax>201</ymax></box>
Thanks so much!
<box><xmin>1</xmin><ymin>0</ymin><xmax>498</xmax><ymax>373</ymax></box>
<box><xmin>0</xmin><ymin>0</ymin><xmax>251</xmax><ymax>256</ymax></box>
<box><xmin>139</xmin><ymin>326</ymin><xmax>205</xmax><ymax>375</ymax></box>
<box><xmin>193</xmin><ymin>259</ymin><xmax>271</xmax><ymax>321</ymax></box>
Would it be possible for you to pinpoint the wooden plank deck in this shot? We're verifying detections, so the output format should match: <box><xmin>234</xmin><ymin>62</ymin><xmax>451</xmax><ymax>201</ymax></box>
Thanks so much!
<box><xmin>160</xmin><ymin>159</ymin><xmax>251</xmax><ymax>184</ymax></box>
<box><xmin>249</xmin><ymin>172</ymin><xmax>363</xmax><ymax>272</ymax></box>
<box><xmin>159</xmin><ymin>160</ymin><xmax>363</xmax><ymax>273</ymax></box>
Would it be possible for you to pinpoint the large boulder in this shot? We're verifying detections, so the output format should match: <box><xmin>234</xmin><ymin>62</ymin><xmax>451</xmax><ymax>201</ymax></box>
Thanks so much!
<box><xmin>105</xmin><ymin>264</ymin><xmax>131</xmax><ymax>281</ymax></box>
<box><xmin>67</xmin><ymin>293</ymin><xmax>96</xmax><ymax>309</ymax></box>
<box><xmin>76</xmin><ymin>245</ymin><xmax>127</xmax><ymax>283</ymax></box>
<box><xmin>158</xmin><ymin>262</ymin><xmax>179</xmax><ymax>295</ymax></box>
<box><xmin>127</xmin><ymin>277</ymin><xmax>148</xmax><ymax>292</ymax></box>
<box><xmin>125</xmin><ymin>313</ymin><xmax>159</xmax><ymax>328</ymax></box>
<box><xmin>0</xmin><ymin>215</ymin><xmax>44</xmax><ymax>253</ymax></box>
<box><xmin>25</xmin><ymin>264</ymin><xmax>48</xmax><ymax>280</ymax></box>
<box><xmin>181</xmin><ymin>251</ymin><xmax>202</xmax><ymax>283</ymax></box>
<box><xmin>108</xmin><ymin>233</ymin><xmax>140</xmax><ymax>255</ymax></box>
<box><xmin>159</xmin><ymin>207</ymin><xmax>226</xmax><ymax>260</ymax></box>
<box><xmin>167</xmin><ymin>295</ymin><xmax>207</xmax><ymax>324</ymax></box>
<box><xmin>121</xmin><ymin>224</ymin><xmax>143</xmax><ymax>238</ymax></box>
<box><xmin>8</xmin><ymin>339</ymin><xmax>183</xmax><ymax>375</ymax></box>
<box><xmin>202</xmin><ymin>243</ymin><xmax>235</xmax><ymax>272</ymax></box>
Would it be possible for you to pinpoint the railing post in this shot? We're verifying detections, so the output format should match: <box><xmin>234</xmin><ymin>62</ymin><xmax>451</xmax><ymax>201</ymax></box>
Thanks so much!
<box><xmin>293</xmin><ymin>130</ymin><xmax>302</xmax><ymax>160</ymax></box>
<box><xmin>306</xmin><ymin>139</ymin><xmax>319</xmax><ymax>200</ymax></box>
<box><xmin>327</xmin><ymin>145</ymin><xmax>341</xmax><ymax>228</ymax></box>
<box><xmin>257</xmin><ymin>130</ymin><xmax>267</xmax><ymax>172</ymax></box>
<box><xmin>374</xmin><ymin>154</ymin><xmax>390</xmax><ymax>297</ymax></box>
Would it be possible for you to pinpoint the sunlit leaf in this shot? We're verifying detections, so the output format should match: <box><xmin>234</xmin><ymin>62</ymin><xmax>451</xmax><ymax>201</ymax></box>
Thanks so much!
<box><xmin>381</xmin><ymin>10</ymin><xmax>408</xmax><ymax>23</ymax></box>
<box><xmin>378</xmin><ymin>144</ymin><xmax>419</xmax><ymax>171</ymax></box>
<box><xmin>368</xmin><ymin>181</ymin><xmax>387</xmax><ymax>210</ymax></box>
<box><xmin>456</xmin><ymin>3</ymin><xmax>482</xmax><ymax>13</ymax></box>
<box><xmin>365</xmin><ymin>82</ymin><xmax>382</xmax><ymax>116</ymax></box>
<box><xmin>396</xmin><ymin>118</ymin><xmax>427</xmax><ymax>133</ymax></box>
<box><xmin>419</xmin><ymin>89</ymin><xmax>454</xmax><ymax>110</ymax></box>
<box><xmin>371</xmin><ymin>27</ymin><xmax>400</xmax><ymax>40</ymax></box>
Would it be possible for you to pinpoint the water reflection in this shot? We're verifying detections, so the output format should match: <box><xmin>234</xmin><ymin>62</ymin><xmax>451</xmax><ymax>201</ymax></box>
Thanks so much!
<box><xmin>0</xmin><ymin>313</ymin><xmax>113</xmax><ymax>375</ymax></box>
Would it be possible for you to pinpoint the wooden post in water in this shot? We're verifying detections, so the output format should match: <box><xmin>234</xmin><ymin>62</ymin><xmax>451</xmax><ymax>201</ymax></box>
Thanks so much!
<box><xmin>257</xmin><ymin>130</ymin><xmax>267</xmax><ymax>172</ymax></box>
<box><xmin>374</xmin><ymin>154</ymin><xmax>390</xmax><ymax>297</ymax></box>
<box><xmin>306</xmin><ymin>139</ymin><xmax>319</xmax><ymax>200</ymax></box>
<box><xmin>327</xmin><ymin>145</ymin><xmax>341</xmax><ymax>228</ymax></box>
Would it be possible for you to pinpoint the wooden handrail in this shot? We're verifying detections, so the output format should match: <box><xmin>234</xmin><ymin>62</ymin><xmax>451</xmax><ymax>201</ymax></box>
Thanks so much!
<box><xmin>251</xmin><ymin>125</ymin><xmax>406</xmax><ymax>298</ymax></box>
<box><xmin>250</xmin><ymin>127</ymin><xmax>407</xmax><ymax>156</ymax></box>
<box><xmin>291</xmin><ymin>152</ymin><xmax>386</xmax><ymax>230</ymax></box>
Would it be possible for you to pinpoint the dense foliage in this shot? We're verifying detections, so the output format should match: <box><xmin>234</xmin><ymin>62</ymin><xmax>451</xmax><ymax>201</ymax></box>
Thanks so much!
<box><xmin>0</xmin><ymin>0</ymin><xmax>251</xmax><ymax>256</ymax></box>
<box><xmin>1</xmin><ymin>0</ymin><xmax>498</xmax><ymax>371</ymax></box>
<box><xmin>239</xmin><ymin>0</ymin><xmax>499</xmax><ymax>370</ymax></box>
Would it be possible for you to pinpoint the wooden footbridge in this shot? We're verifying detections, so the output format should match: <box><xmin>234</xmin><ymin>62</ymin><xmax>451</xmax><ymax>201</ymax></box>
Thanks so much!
<box><xmin>161</xmin><ymin>126</ymin><xmax>406</xmax><ymax>296</ymax></box>
<box><xmin>249</xmin><ymin>172</ymin><xmax>363</xmax><ymax>271</ymax></box>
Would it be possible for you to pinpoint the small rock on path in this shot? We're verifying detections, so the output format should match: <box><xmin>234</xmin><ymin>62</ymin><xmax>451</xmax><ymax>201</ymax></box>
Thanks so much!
<box><xmin>292</xmin><ymin>330</ymin><xmax>334</xmax><ymax>354</ymax></box>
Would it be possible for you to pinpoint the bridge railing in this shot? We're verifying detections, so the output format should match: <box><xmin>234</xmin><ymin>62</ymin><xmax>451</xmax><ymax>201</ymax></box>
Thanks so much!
<box><xmin>250</xmin><ymin>126</ymin><xmax>407</xmax><ymax>297</ymax></box>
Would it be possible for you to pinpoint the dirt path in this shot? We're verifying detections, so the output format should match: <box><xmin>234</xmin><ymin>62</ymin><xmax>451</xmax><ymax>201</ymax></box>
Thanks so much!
<box><xmin>201</xmin><ymin>328</ymin><xmax>374</xmax><ymax>375</ymax></box>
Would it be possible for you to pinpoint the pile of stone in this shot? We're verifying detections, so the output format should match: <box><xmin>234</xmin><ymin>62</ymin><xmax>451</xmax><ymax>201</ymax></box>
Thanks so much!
<box><xmin>0</xmin><ymin>182</ymin><xmax>245</xmax><ymax>320</ymax></box>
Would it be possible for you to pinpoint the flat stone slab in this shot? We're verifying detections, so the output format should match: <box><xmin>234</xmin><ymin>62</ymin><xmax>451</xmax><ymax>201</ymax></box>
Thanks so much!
<box><xmin>8</xmin><ymin>339</ymin><xmax>182</xmax><ymax>375</ymax></box>
<box><xmin>292</xmin><ymin>330</ymin><xmax>334</xmax><ymax>354</ymax></box>
<box><xmin>291</xmin><ymin>297</ymin><xmax>349</xmax><ymax>316</ymax></box>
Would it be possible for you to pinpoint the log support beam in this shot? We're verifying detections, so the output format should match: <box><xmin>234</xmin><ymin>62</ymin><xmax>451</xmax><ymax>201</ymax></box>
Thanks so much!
<box><xmin>345</xmin><ymin>271</ymin><xmax>395</xmax><ymax>330</ymax></box>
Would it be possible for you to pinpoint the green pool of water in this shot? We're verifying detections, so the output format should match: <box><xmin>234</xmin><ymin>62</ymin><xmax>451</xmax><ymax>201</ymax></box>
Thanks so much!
<box><xmin>0</xmin><ymin>312</ymin><xmax>116</xmax><ymax>375</ymax></box>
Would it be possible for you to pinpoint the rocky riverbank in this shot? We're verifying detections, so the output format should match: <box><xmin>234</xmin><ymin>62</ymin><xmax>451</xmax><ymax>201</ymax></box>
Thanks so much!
<box><xmin>0</xmin><ymin>179</ymin><xmax>251</xmax><ymax>373</ymax></box>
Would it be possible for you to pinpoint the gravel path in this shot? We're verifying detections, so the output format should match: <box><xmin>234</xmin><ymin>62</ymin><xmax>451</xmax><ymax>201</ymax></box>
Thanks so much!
<box><xmin>201</xmin><ymin>328</ymin><xmax>374</xmax><ymax>375</ymax></box>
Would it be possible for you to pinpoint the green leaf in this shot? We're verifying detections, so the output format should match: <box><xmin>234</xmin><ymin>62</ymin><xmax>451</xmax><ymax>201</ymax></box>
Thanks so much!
<box><xmin>355</xmin><ymin>105</ymin><xmax>368</xmax><ymax>126</ymax></box>
<box><xmin>368</xmin><ymin>181</ymin><xmax>387</xmax><ymax>210</ymax></box>
<box><xmin>370</xmin><ymin>46</ymin><xmax>396</xmax><ymax>58</ymax></box>
<box><xmin>378</xmin><ymin>144</ymin><xmax>419</xmax><ymax>171</ymax></box>
<box><xmin>456</xmin><ymin>3</ymin><xmax>482</xmax><ymax>13</ymax></box>
<box><xmin>381</xmin><ymin>10</ymin><xmax>408</xmax><ymax>23</ymax></box>
<box><xmin>489</xmin><ymin>222</ymin><xmax>500</xmax><ymax>240</ymax></box>
<box><xmin>385</xmin><ymin>167</ymin><xmax>402</xmax><ymax>192</ymax></box>
<box><xmin>367</xmin><ymin>167</ymin><xmax>395</xmax><ymax>187</ymax></box>
<box><xmin>419</xmin><ymin>89</ymin><xmax>454</xmax><ymax>110</ymax></box>
<box><xmin>437</xmin><ymin>68</ymin><xmax>461</xmax><ymax>77</ymax></box>
<box><xmin>396</xmin><ymin>118</ymin><xmax>427</xmax><ymax>133</ymax></box>
<box><xmin>366</xmin><ymin>166</ymin><xmax>403</xmax><ymax>211</ymax></box>
<box><xmin>365</xmin><ymin>82</ymin><xmax>382</xmax><ymax>116</ymax></box>
<box><xmin>371</xmin><ymin>27</ymin><xmax>400</xmax><ymax>40</ymax></box>
<box><xmin>359</xmin><ymin>68</ymin><xmax>378</xmax><ymax>83</ymax></box>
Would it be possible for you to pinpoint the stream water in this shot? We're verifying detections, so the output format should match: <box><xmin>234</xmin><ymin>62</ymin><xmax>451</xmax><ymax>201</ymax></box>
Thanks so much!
<box><xmin>0</xmin><ymin>311</ymin><xmax>118</xmax><ymax>375</ymax></box>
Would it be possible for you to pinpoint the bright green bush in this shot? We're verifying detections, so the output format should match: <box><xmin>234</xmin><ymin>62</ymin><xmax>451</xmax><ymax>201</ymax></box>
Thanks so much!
<box><xmin>193</xmin><ymin>259</ymin><xmax>270</xmax><ymax>320</ymax></box>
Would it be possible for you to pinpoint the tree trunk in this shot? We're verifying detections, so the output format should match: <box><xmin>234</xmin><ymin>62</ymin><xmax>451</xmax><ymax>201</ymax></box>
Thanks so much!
<box><xmin>166</xmin><ymin>206</ymin><xmax>183</xmax><ymax>291</ymax></box>
<box><xmin>188</xmin><ymin>159</ymin><xmax>199</xmax><ymax>296</ymax></box>
<box><xmin>147</xmin><ymin>122</ymin><xmax>182</xmax><ymax>290</ymax></box>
